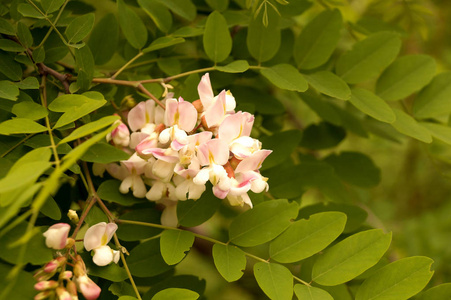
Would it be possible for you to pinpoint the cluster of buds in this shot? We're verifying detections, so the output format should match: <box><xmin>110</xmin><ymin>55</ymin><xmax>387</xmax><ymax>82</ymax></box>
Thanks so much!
<box><xmin>99</xmin><ymin>73</ymin><xmax>271</xmax><ymax>226</ymax></box>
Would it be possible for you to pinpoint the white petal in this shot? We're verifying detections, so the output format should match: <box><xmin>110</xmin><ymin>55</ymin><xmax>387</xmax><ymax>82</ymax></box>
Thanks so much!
<box><xmin>92</xmin><ymin>246</ymin><xmax>114</xmax><ymax>266</ymax></box>
<box><xmin>84</xmin><ymin>222</ymin><xmax>107</xmax><ymax>251</ymax></box>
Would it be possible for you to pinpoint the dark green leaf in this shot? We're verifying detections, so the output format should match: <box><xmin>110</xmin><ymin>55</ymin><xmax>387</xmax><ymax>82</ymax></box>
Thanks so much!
<box><xmin>229</xmin><ymin>199</ymin><xmax>299</xmax><ymax>247</ymax></box>
<box><xmin>0</xmin><ymin>51</ymin><xmax>22</xmax><ymax>80</ymax></box>
<box><xmin>391</xmin><ymin>108</ymin><xmax>432</xmax><ymax>143</ymax></box>
<box><xmin>300</xmin><ymin>122</ymin><xmax>346</xmax><ymax>150</ymax></box>
<box><xmin>247</xmin><ymin>9</ymin><xmax>280</xmax><ymax>63</ymax></box>
<box><xmin>138</xmin><ymin>0</ymin><xmax>172</xmax><ymax>33</ymax></box>
<box><xmin>254</xmin><ymin>262</ymin><xmax>293</xmax><ymax>300</ymax></box>
<box><xmin>143</xmin><ymin>36</ymin><xmax>185</xmax><ymax>53</ymax></box>
<box><xmin>17</xmin><ymin>21</ymin><xmax>32</xmax><ymax>48</ymax></box>
<box><xmin>65</xmin><ymin>13</ymin><xmax>95</xmax><ymax>44</ymax></box>
<box><xmin>0</xmin><ymin>262</ymin><xmax>36</xmax><ymax>300</ymax></box>
<box><xmin>177</xmin><ymin>185</ymin><xmax>221</xmax><ymax>227</ymax></box>
<box><xmin>82</xmin><ymin>252</ymin><xmax>129</xmax><ymax>282</ymax></box>
<box><xmin>260</xmin><ymin>64</ymin><xmax>308</xmax><ymax>92</ymax></box>
<box><xmin>40</xmin><ymin>196</ymin><xmax>61</xmax><ymax>220</ymax></box>
<box><xmin>160</xmin><ymin>230</ymin><xmax>195</xmax><ymax>265</ymax></box>
<box><xmin>0</xmin><ymin>39</ymin><xmax>24</xmax><ymax>52</ymax></box>
<box><xmin>127</xmin><ymin>238</ymin><xmax>174</xmax><ymax>277</ymax></box>
<box><xmin>98</xmin><ymin>180</ymin><xmax>144</xmax><ymax>207</ymax></box>
<box><xmin>155</xmin><ymin>0</ymin><xmax>196</xmax><ymax>21</ymax></box>
<box><xmin>259</xmin><ymin>130</ymin><xmax>302</xmax><ymax>171</ymax></box>
<box><xmin>376</xmin><ymin>55</ymin><xmax>436</xmax><ymax>101</ymax></box>
<box><xmin>336</xmin><ymin>32</ymin><xmax>401</xmax><ymax>84</ymax></box>
<box><xmin>232</xmin><ymin>86</ymin><xmax>284</xmax><ymax>115</ymax></box>
<box><xmin>88</xmin><ymin>13</ymin><xmax>119</xmax><ymax>65</ymax></box>
<box><xmin>0</xmin><ymin>17</ymin><xmax>15</xmax><ymax>35</ymax></box>
<box><xmin>203</xmin><ymin>11</ymin><xmax>231</xmax><ymax>63</ymax></box>
<box><xmin>294</xmin><ymin>9</ymin><xmax>342</xmax><ymax>69</ymax></box>
<box><xmin>117</xmin><ymin>0</ymin><xmax>148</xmax><ymax>49</ymax></box>
<box><xmin>12</xmin><ymin>101</ymin><xmax>48</xmax><ymax>120</ymax></box>
<box><xmin>0</xmin><ymin>80</ymin><xmax>20</xmax><ymax>100</ymax></box>
<box><xmin>117</xmin><ymin>208</ymin><xmax>161</xmax><ymax>241</ymax></box>
<box><xmin>300</xmin><ymin>93</ymin><xmax>342</xmax><ymax>126</ymax></box>
<box><xmin>294</xmin><ymin>285</ymin><xmax>333</xmax><ymax>300</ymax></box>
<box><xmin>270</xmin><ymin>212</ymin><xmax>347</xmax><ymax>263</ymax></box>
<box><xmin>17</xmin><ymin>3</ymin><xmax>44</xmax><ymax>19</ymax></box>
<box><xmin>74</xmin><ymin>45</ymin><xmax>94</xmax><ymax>91</ymax></box>
<box><xmin>41</xmin><ymin>0</ymin><xmax>65</xmax><ymax>13</ymax></box>
<box><xmin>32</xmin><ymin>46</ymin><xmax>45</xmax><ymax>63</ymax></box>
<box><xmin>355</xmin><ymin>257</ymin><xmax>434</xmax><ymax>300</ymax></box>
<box><xmin>81</xmin><ymin>143</ymin><xmax>130</xmax><ymax>163</ymax></box>
<box><xmin>312</xmin><ymin>229</ymin><xmax>392</xmax><ymax>286</ymax></box>
<box><xmin>206</xmin><ymin>0</ymin><xmax>228</xmax><ymax>11</ymax></box>
<box><xmin>304</xmin><ymin>71</ymin><xmax>351</xmax><ymax>100</ymax></box>
<box><xmin>212</xmin><ymin>244</ymin><xmax>246</xmax><ymax>282</ymax></box>
<box><xmin>413</xmin><ymin>71</ymin><xmax>451</xmax><ymax>119</ymax></box>
<box><xmin>0</xmin><ymin>118</ymin><xmax>47</xmax><ymax>135</ymax></box>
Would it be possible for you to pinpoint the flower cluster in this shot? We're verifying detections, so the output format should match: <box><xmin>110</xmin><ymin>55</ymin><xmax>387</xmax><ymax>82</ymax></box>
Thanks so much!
<box><xmin>99</xmin><ymin>74</ymin><xmax>271</xmax><ymax>226</ymax></box>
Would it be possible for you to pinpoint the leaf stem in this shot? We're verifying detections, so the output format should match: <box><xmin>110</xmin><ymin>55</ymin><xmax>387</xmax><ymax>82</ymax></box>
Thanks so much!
<box><xmin>111</xmin><ymin>52</ymin><xmax>144</xmax><ymax>79</ymax></box>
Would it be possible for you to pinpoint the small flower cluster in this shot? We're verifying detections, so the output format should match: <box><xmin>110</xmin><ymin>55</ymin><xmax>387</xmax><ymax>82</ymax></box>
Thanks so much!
<box><xmin>37</xmin><ymin>222</ymin><xmax>119</xmax><ymax>299</ymax></box>
<box><xmin>98</xmin><ymin>74</ymin><xmax>271</xmax><ymax>226</ymax></box>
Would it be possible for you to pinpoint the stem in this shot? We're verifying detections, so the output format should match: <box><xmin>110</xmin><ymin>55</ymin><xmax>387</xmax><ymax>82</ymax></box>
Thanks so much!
<box><xmin>111</xmin><ymin>52</ymin><xmax>144</xmax><ymax>79</ymax></box>
<box><xmin>159</xmin><ymin>67</ymin><xmax>215</xmax><ymax>83</ymax></box>
<box><xmin>0</xmin><ymin>134</ymin><xmax>34</xmax><ymax>158</ymax></box>
<box><xmin>293</xmin><ymin>275</ymin><xmax>312</xmax><ymax>287</ymax></box>
<box><xmin>37</xmin><ymin>0</ymin><xmax>71</xmax><ymax>48</ymax></box>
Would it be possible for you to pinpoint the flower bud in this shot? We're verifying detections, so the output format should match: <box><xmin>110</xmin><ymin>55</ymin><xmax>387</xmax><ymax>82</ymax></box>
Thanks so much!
<box><xmin>34</xmin><ymin>290</ymin><xmax>53</xmax><ymax>300</ymax></box>
<box><xmin>59</xmin><ymin>271</ymin><xmax>73</xmax><ymax>281</ymax></box>
<box><xmin>65</xmin><ymin>238</ymin><xmax>75</xmax><ymax>249</ymax></box>
<box><xmin>33</xmin><ymin>270</ymin><xmax>54</xmax><ymax>282</ymax></box>
<box><xmin>66</xmin><ymin>280</ymin><xmax>78</xmax><ymax>296</ymax></box>
<box><xmin>75</xmin><ymin>275</ymin><xmax>101</xmax><ymax>300</ymax></box>
<box><xmin>56</xmin><ymin>287</ymin><xmax>72</xmax><ymax>300</ymax></box>
<box><xmin>67</xmin><ymin>210</ymin><xmax>79</xmax><ymax>224</ymax></box>
<box><xmin>34</xmin><ymin>280</ymin><xmax>58</xmax><ymax>291</ymax></box>
<box><xmin>42</xmin><ymin>223</ymin><xmax>71</xmax><ymax>250</ymax></box>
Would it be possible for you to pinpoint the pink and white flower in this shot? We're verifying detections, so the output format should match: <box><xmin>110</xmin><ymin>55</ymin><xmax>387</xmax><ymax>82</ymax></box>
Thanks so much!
<box><xmin>43</xmin><ymin>223</ymin><xmax>71</xmax><ymax>250</ymax></box>
<box><xmin>84</xmin><ymin>222</ymin><xmax>119</xmax><ymax>267</ymax></box>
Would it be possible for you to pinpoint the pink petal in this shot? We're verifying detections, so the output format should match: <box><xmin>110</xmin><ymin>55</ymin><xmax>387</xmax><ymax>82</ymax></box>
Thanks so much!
<box><xmin>198</xmin><ymin>73</ymin><xmax>214</xmax><ymax>108</ymax></box>
<box><xmin>178</xmin><ymin>100</ymin><xmax>198</xmax><ymax>132</ymax></box>
<box><xmin>197</xmin><ymin>139</ymin><xmax>229</xmax><ymax>166</ymax></box>
<box><xmin>235</xmin><ymin>150</ymin><xmax>272</xmax><ymax>173</ymax></box>
<box><xmin>204</xmin><ymin>90</ymin><xmax>227</xmax><ymax>128</ymax></box>
<box><xmin>164</xmin><ymin>98</ymin><xmax>178</xmax><ymax>126</ymax></box>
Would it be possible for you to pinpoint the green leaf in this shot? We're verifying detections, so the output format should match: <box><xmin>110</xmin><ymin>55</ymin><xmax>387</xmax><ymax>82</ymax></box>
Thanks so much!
<box><xmin>16</xmin><ymin>77</ymin><xmax>40</xmax><ymax>90</ymax></box>
<box><xmin>260</xmin><ymin>64</ymin><xmax>308</xmax><ymax>92</ymax></box>
<box><xmin>259</xmin><ymin>130</ymin><xmax>303</xmax><ymax>171</ymax></box>
<box><xmin>0</xmin><ymin>262</ymin><xmax>36</xmax><ymax>300</ymax></box>
<box><xmin>391</xmin><ymin>108</ymin><xmax>432</xmax><ymax>143</ymax></box>
<box><xmin>119</xmin><ymin>297</ymin><xmax>138</xmax><ymax>300</ymax></box>
<box><xmin>143</xmin><ymin>36</ymin><xmax>185</xmax><ymax>53</ymax></box>
<box><xmin>40</xmin><ymin>196</ymin><xmax>61</xmax><ymax>220</ymax></box>
<box><xmin>206</xmin><ymin>0</ymin><xmax>228</xmax><ymax>11</ymax></box>
<box><xmin>117</xmin><ymin>208</ymin><xmax>161</xmax><ymax>241</ymax></box>
<box><xmin>214</xmin><ymin>60</ymin><xmax>249</xmax><ymax>73</ymax></box>
<box><xmin>324</xmin><ymin>151</ymin><xmax>381</xmax><ymax>188</ymax></box>
<box><xmin>229</xmin><ymin>199</ymin><xmax>299</xmax><ymax>247</ymax></box>
<box><xmin>85</xmin><ymin>205</ymin><xmax>108</xmax><ymax>226</ymax></box>
<box><xmin>254</xmin><ymin>262</ymin><xmax>293</xmax><ymax>300</ymax></box>
<box><xmin>270</xmin><ymin>212</ymin><xmax>347</xmax><ymax>263</ymax></box>
<box><xmin>376</xmin><ymin>55</ymin><xmax>436</xmax><ymax>101</ymax></box>
<box><xmin>232</xmin><ymin>86</ymin><xmax>284</xmax><ymax>115</ymax></box>
<box><xmin>152</xmin><ymin>288</ymin><xmax>199</xmax><ymax>300</ymax></box>
<box><xmin>127</xmin><ymin>238</ymin><xmax>174</xmax><ymax>277</ymax></box>
<box><xmin>81</xmin><ymin>143</ymin><xmax>130</xmax><ymax>163</ymax></box>
<box><xmin>0</xmin><ymin>51</ymin><xmax>22</xmax><ymax>80</ymax></box>
<box><xmin>81</xmin><ymin>252</ymin><xmax>129</xmax><ymax>282</ymax></box>
<box><xmin>355</xmin><ymin>256</ymin><xmax>434</xmax><ymax>300</ymax></box>
<box><xmin>143</xmin><ymin>275</ymin><xmax>206</xmax><ymax>299</ymax></box>
<box><xmin>12</xmin><ymin>101</ymin><xmax>48</xmax><ymax>120</ymax></box>
<box><xmin>416</xmin><ymin>283</ymin><xmax>451</xmax><ymax>300</ymax></box>
<box><xmin>294</xmin><ymin>285</ymin><xmax>333</xmax><ymax>300</ymax></box>
<box><xmin>300</xmin><ymin>93</ymin><xmax>342</xmax><ymax>125</ymax></box>
<box><xmin>41</xmin><ymin>0</ymin><xmax>65</xmax><ymax>13</ymax></box>
<box><xmin>0</xmin><ymin>118</ymin><xmax>47</xmax><ymax>135</ymax></box>
<box><xmin>98</xmin><ymin>180</ymin><xmax>144</xmax><ymax>207</ymax></box>
<box><xmin>349</xmin><ymin>88</ymin><xmax>396</xmax><ymax>123</ymax></box>
<box><xmin>172</xmin><ymin>26</ymin><xmax>204</xmax><ymax>38</ymax></box>
<box><xmin>300</xmin><ymin>122</ymin><xmax>346</xmax><ymax>150</ymax></box>
<box><xmin>17</xmin><ymin>3</ymin><xmax>44</xmax><ymax>19</ymax></box>
<box><xmin>138</xmin><ymin>0</ymin><xmax>172</xmax><ymax>33</ymax></box>
<box><xmin>65</xmin><ymin>13</ymin><xmax>95</xmax><ymax>44</ymax></box>
<box><xmin>160</xmin><ymin>230</ymin><xmax>195</xmax><ymax>265</ymax></box>
<box><xmin>247</xmin><ymin>8</ymin><xmax>280</xmax><ymax>63</ymax></box>
<box><xmin>32</xmin><ymin>46</ymin><xmax>45</xmax><ymax>63</ymax></box>
<box><xmin>312</xmin><ymin>229</ymin><xmax>392</xmax><ymax>286</ymax></box>
<box><xmin>0</xmin><ymin>80</ymin><xmax>20</xmax><ymax>100</ymax></box>
<box><xmin>304</xmin><ymin>71</ymin><xmax>351</xmax><ymax>100</ymax></box>
<box><xmin>0</xmin><ymin>39</ymin><xmax>24</xmax><ymax>52</ymax></box>
<box><xmin>413</xmin><ymin>71</ymin><xmax>451</xmax><ymax>119</ymax></box>
<box><xmin>17</xmin><ymin>22</ymin><xmax>33</xmax><ymax>48</ymax></box>
<box><xmin>74</xmin><ymin>45</ymin><xmax>94</xmax><ymax>91</ymax></box>
<box><xmin>421</xmin><ymin>122</ymin><xmax>451</xmax><ymax>145</ymax></box>
<box><xmin>48</xmin><ymin>94</ymin><xmax>106</xmax><ymax>128</ymax></box>
<box><xmin>59</xmin><ymin>115</ymin><xmax>119</xmax><ymax>144</ymax></box>
<box><xmin>177</xmin><ymin>185</ymin><xmax>221</xmax><ymax>227</ymax></box>
<box><xmin>203</xmin><ymin>11</ymin><xmax>231</xmax><ymax>63</ymax></box>
<box><xmin>88</xmin><ymin>13</ymin><xmax>119</xmax><ymax>65</ymax></box>
<box><xmin>294</xmin><ymin>9</ymin><xmax>342</xmax><ymax>69</ymax></box>
<box><xmin>0</xmin><ymin>17</ymin><xmax>15</xmax><ymax>35</ymax></box>
<box><xmin>117</xmin><ymin>0</ymin><xmax>148</xmax><ymax>49</ymax></box>
<box><xmin>336</xmin><ymin>31</ymin><xmax>401</xmax><ymax>84</ymax></box>
<box><xmin>155</xmin><ymin>0</ymin><xmax>196</xmax><ymax>21</ymax></box>
<box><xmin>212</xmin><ymin>244</ymin><xmax>246</xmax><ymax>282</ymax></box>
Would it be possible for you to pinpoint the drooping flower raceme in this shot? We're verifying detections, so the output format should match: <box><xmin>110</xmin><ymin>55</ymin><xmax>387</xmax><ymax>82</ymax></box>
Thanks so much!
<box><xmin>98</xmin><ymin>73</ymin><xmax>272</xmax><ymax>226</ymax></box>
<box><xmin>84</xmin><ymin>222</ymin><xmax>120</xmax><ymax>266</ymax></box>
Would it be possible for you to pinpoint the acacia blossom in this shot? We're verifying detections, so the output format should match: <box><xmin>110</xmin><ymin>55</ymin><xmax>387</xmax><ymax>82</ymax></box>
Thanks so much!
<box><xmin>84</xmin><ymin>222</ymin><xmax>120</xmax><ymax>266</ymax></box>
<box><xmin>43</xmin><ymin>223</ymin><xmax>71</xmax><ymax>250</ymax></box>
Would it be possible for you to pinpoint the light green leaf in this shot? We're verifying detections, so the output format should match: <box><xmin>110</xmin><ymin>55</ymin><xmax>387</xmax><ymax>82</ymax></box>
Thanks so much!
<box><xmin>203</xmin><ymin>11</ymin><xmax>232</xmax><ymax>63</ymax></box>
<box><xmin>260</xmin><ymin>64</ymin><xmax>308</xmax><ymax>92</ymax></box>
<box><xmin>391</xmin><ymin>108</ymin><xmax>432</xmax><ymax>143</ymax></box>
<box><xmin>41</xmin><ymin>0</ymin><xmax>65</xmax><ymax>13</ymax></box>
<box><xmin>117</xmin><ymin>0</ymin><xmax>148</xmax><ymax>49</ymax></box>
<box><xmin>160</xmin><ymin>230</ymin><xmax>195</xmax><ymax>265</ymax></box>
<box><xmin>0</xmin><ymin>39</ymin><xmax>24</xmax><ymax>52</ymax></box>
<box><xmin>214</xmin><ymin>60</ymin><xmax>249</xmax><ymax>73</ymax></box>
<box><xmin>212</xmin><ymin>244</ymin><xmax>246</xmax><ymax>282</ymax></box>
<box><xmin>349</xmin><ymin>88</ymin><xmax>395</xmax><ymax>123</ymax></box>
<box><xmin>229</xmin><ymin>199</ymin><xmax>299</xmax><ymax>247</ymax></box>
<box><xmin>376</xmin><ymin>55</ymin><xmax>436</xmax><ymax>101</ymax></box>
<box><xmin>138</xmin><ymin>0</ymin><xmax>172</xmax><ymax>33</ymax></box>
<box><xmin>48</xmin><ymin>93</ymin><xmax>106</xmax><ymax>128</ymax></box>
<box><xmin>254</xmin><ymin>262</ymin><xmax>293</xmax><ymax>300</ymax></box>
<box><xmin>421</xmin><ymin>122</ymin><xmax>451</xmax><ymax>145</ymax></box>
<box><xmin>336</xmin><ymin>32</ymin><xmax>401</xmax><ymax>84</ymax></box>
<box><xmin>12</xmin><ymin>101</ymin><xmax>48</xmax><ymax>120</ymax></box>
<box><xmin>0</xmin><ymin>80</ymin><xmax>20</xmax><ymax>100</ymax></box>
<box><xmin>413</xmin><ymin>71</ymin><xmax>451</xmax><ymax>119</ymax></box>
<box><xmin>294</xmin><ymin>9</ymin><xmax>342</xmax><ymax>69</ymax></box>
<box><xmin>143</xmin><ymin>36</ymin><xmax>185</xmax><ymax>53</ymax></box>
<box><xmin>0</xmin><ymin>51</ymin><xmax>22</xmax><ymax>81</ymax></box>
<box><xmin>172</xmin><ymin>26</ymin><xmax>204</xmax><ymax>37</ymax></box>
<box><xmin>65</xmin><ymin>13</ymin><xmax>95</xmax><ymax>44</ymax></box>
<box><xmin>9</xmin><ymin>147</ymin><xmax>51</xmax><ymax>172</ymax></box>
<box><xmin>16</xmin><ymin>77</ymin><xmax>40</xmax><ymax>90</ymax></box>
<box><xmin>152</xmin><ymin>288</ymin><xmax>199</xmax><ymax>300</ymax></box>
<box><xmin>0</xmin><ymin>160</ymin><xmax>50</xmax><ymax>193</ymax></box>
<box><xmin>177</xmin><ymin>186</ymin><xmax>221</xmax><ymax>227</ymax></box>
<box><xmin>247</xmin><ymin>8</ymin><xmax>280</xmax><ymax>63</ymax></box>
<box><xmin>117</xmin><ymin>208</ymin><xmax>161</xmax><ymax>241</ymax></box>
<box><xmin>59</xmin><ymin>115</ymin><xmax>119</xmax><ymax>144</ymax></box>
<box><xmin>119</xmin><ymin>296</ymin><xmax>138</xmax><ymax>300</ymax></box>
<box><xmin>304</xmin><ymin>71</ymin><xmax>351</xmax><ymax>100</ymax></box>
<box><xmin>155</xmin><ymin>0</ymin><xmax>196</xmax><ymax>21</ymax></box>
<box><xmin>127</xmin><ymin>238</ymin><xmax>174</xmax><ymax>277</ymax></box>
<box><xmin>294</xmin><ymin>285</ymin><xmax>333</xmax><ymax>300</ymax></box>
<box><xmin>270</xmin><ymin>212</ymin><xmax>347</xmax><ymax>263</ymax></box>
<box><xmin>355</xmin><ymin>256</ymin><xmax>434</xmax><ymax>300</ymax></box>
<box><xmin>17</xmin><ymin>22</ymin><xmax>33</xmax><ymax>48</ymax></box>
<box><xmin>98</xmin><ymin>180</ymin><xmax>144</xmax><ymax>207</ymax></box>
<box><xmin>81</xmin><ymin>143</ymin><xmax>130</xmax><ymax>163</ymax></box>
<box><xmin>0</xmin><ymin>17</ymin><xmax>15</xmax><ymax>35</ymax></box>
<box><xmin>416</xmin><ymin>283</ymin><xmax>451</xmax><ymax>300</ymax></box>
<box><xmin>88</xmin><ymin>13</ymin><xmax>119</xmax><ymax>65</ymax></box>
<box><xmin>0</xmin><ymin>262</ymin><xmax>36</xmax><ymax>300</ymax></box>
<box><xmin>0</xmin><ymin>118</ymin><xmax>47</xmax><ymax>135</ymax></box>
<box><xmin>312</xmin><ymin>229</ymin><xmax>392</xmax><ymax>286</ymax></box>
